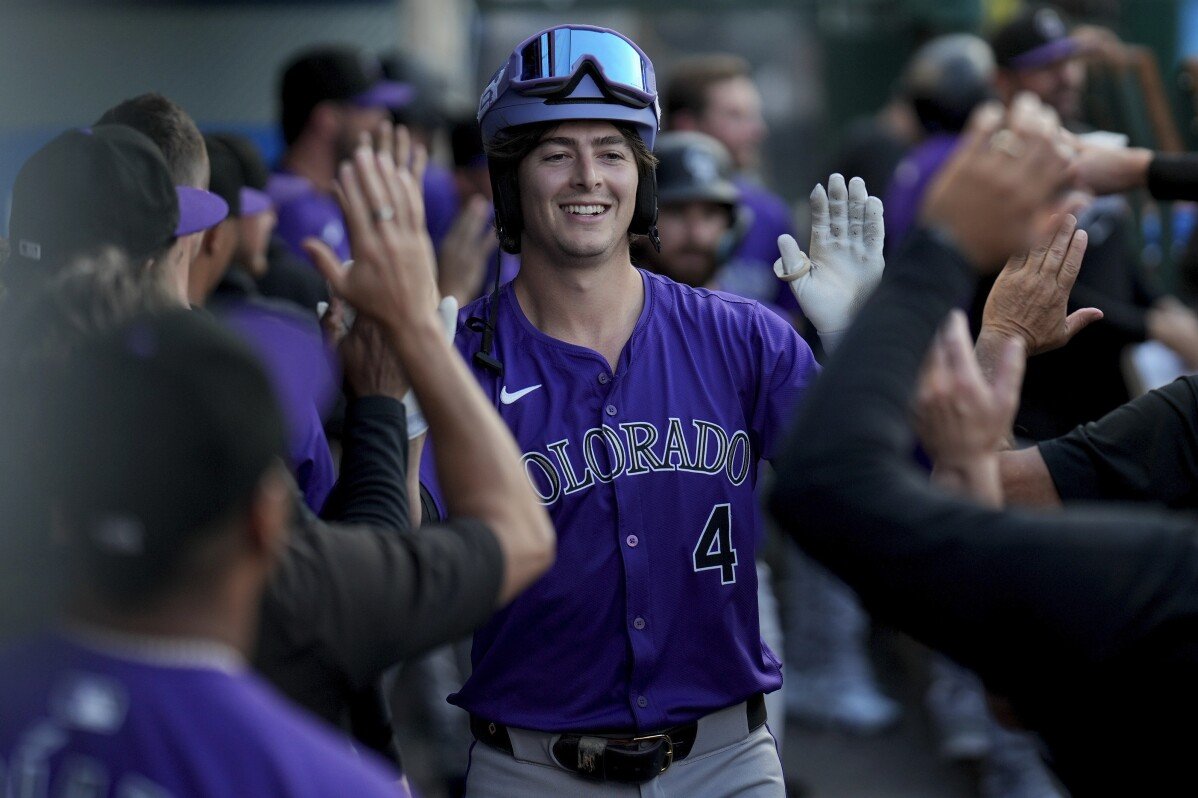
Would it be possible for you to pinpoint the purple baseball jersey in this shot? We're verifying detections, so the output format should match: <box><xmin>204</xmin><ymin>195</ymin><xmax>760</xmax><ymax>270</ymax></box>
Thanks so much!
<box><xmin>0</xmin><ymin>632</ymin><xmax>404</xmax><ymax>797</ymax></box>
<box><xmin>421</xmin><ymin>269</ymin><xmax>818</xmax><ymax>732</ymax></box>
<box><xmin>883</xmin><ymin>133</ymin><xmax>960</xmax><ymax>256</ymax></box>
<box><xmin>269</xmin><ymin>165</ymin><xmax>466</xmax><ymax>264</ymax></box>
<box><xmin>213</xmin><ymin>300</ymin><xmax>339</xmax><ymax>512</ymax></box>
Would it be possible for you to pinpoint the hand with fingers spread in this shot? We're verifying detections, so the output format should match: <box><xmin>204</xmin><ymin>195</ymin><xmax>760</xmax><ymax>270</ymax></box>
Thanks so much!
<box><xmin>914</xmin><ymin>311</ymin><xmax>1026</xmax><ymax>505</ymax></box>
<box><xmin>979</xmin><ymin>213</ymin><xmax>1102</xmax><ymax>361</ymax></box>
<box><xmin>773</xmin><ymin>173</ymin><xmax>885</xmax><ymax>340</ymax></box>
<box><xmin>921</xmin><ymin>94</ymin><xmax>1074</xmax><ymax>272</ymax></box>
<box><xmin>438</xmin><ymin>195</ymin><xmax>500</xmax><ymax>305</ymax></box>
<box><xmin>302</xmin><ymin>123</ymin><xmax>439</xmax><ymax>336</ymax></box>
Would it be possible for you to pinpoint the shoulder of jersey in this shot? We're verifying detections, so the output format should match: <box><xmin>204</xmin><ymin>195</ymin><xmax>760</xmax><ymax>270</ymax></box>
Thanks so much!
<box><xmin>644</xmin><ymin>269</ymin><xmax>763</xmax><ymax>317</ymax></box>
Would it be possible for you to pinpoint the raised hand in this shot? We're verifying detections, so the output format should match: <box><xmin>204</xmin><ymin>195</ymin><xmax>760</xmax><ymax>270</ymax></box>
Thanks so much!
<box><xmin>980</xmin><ymin>213</ymin><xmax>1101</xmax><ymax>357</ymax></box>
<box><xmin>915</xmin><ymin>310</ymin><xmax>1025</xmax><ymax>472</ymax></box>
<box><xmin>438</xmin><ymin>195</ymin><xmax>499</xmax><ymax>305</ymax></box>
<box><xmin>921</xmin><ymin>94</ymin><xmax>1073</xmax><ymax>272</ymax></box>
<box><xmin>773</xmin><ymin>173</ymin><xmax>885</xmax><ymax>336</ymax></box>
<box><xmin>302</xmin><ymin>122</ymin><xmax>439</xmax><ymax>334</ymax></box>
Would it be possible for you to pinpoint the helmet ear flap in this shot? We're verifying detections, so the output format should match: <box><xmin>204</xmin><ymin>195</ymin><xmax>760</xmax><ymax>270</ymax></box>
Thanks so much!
<box><xmin>490</xmin><ymin>163</ymin><xmax>523</xmax><ymax>254</ymax></box>
<box><xmin>630</xmin><ymin>158</ymin><xmax>657</xmax><ymax>236</ymax></box>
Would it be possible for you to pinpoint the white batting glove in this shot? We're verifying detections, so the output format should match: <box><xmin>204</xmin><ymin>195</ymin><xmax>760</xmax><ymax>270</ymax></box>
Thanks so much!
<box><xmin>774</xmin><ymin>173</ymin><xmax>885</xmax><ymax>352</ymax></box>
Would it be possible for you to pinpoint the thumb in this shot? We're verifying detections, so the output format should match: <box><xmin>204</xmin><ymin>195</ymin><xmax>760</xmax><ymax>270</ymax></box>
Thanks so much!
<box><xmin>774</xmin><ymin>235</ymin><xmax>811</xmax><ymax>281</ymax></box>
<box><xmin>1062</xmin><ymin>307</ymin><xmax>1103</xmax><ymax>341</ymax></box>
<box><xmin>303</xmin><ymin>237</ymin><xmax>348</xmax><ymax>296</ymax></box>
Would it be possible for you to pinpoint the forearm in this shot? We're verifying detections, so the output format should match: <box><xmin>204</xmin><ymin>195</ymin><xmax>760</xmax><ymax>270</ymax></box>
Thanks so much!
<box><xmin>998</xmin><ymin>446</ymin><xmax>1062</xmax><ymax>507</ymax></box>
<box><xmin>386</xmin><ymin>315</ymin><xmax>554</xmax><ymax>603</ymax></box>
<box><xmin>931</xmin><ymin>457</ymin><xmax>1003</xmax><ymax>508</ymax></box>
<box><xmin>320</xmin><ymin>396</ymin><xmax>410</xmax><ymax>531</ymax></box>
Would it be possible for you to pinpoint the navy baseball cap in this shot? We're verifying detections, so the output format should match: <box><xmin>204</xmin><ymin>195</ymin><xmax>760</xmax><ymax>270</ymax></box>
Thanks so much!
<box><xmin>280</xmin><ymin>46</ymin><xmax>415</xmax><ymax>140</ymax></box>
<box><xmin>991</xmin><ymin>6</ymin><xmax>1081</xmax><ymax>70</ymax></box>
<box><xmin>7</xmin><ymin>125</ymin><xmax>226</xmax><ymax>275</ymax></box>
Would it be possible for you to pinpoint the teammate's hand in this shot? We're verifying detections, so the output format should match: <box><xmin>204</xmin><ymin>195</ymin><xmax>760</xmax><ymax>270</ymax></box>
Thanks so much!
<box><xmin>773</xmin><ymin>174</ymin><xmax>884</xmax><ymax>336</ymax></box>
<box><xmin>914</xmin><ymin>310</ymin><xmax>1025</xmax><ymax>467</ymax></box>
<box><xmin>438</xmin><ymin>195</ymin><xmax>499</xmax><ymax>305</ymax></box>
<box><xmin>302</xmin><ymin>122</ymin><xmax>439</xmax><ymax>336</ymax></box>
<box><xmin>921</xmin><ymin>94</ymin><xmax>1073</xmax><ymax>272</ymax></box>
<box><xmin>979</xmin><ymin>213</ymin><xmax>1101</xmax><ymax>358</ymax></box>
<box><xmin>340</xmin><ymin>316</ymin><xmax>409</xmax><ymax>400</ymax></box>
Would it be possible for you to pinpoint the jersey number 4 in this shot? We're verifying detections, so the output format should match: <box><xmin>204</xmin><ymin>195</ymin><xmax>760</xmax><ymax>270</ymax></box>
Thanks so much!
<box><xmin>692</xmin><ymin>503</ymin><xmax>738</xmax><ymax>584</ymax></box>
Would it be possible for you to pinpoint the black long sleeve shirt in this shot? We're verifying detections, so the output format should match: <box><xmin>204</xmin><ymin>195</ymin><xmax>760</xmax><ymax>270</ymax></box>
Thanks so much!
<box><xmin>770</xmin><ymin>229</ymin><xmax>1198</xmax><ymax>795</ymax></box>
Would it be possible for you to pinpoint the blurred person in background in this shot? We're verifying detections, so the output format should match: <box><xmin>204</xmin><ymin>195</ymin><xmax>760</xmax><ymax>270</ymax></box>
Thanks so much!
<box><xmin>271</xmin><ymin>45</ymin><xmax>412</xmax><ymax>265</ymax></box>
<box><xmin>101</xmin><ymin>92</ymin><xmax>339</xmax><ymax>514</ymax></box>
<box><xmin>990</xmin><ymin>4</ymin><xmax>1198</xmax><ymax>439</ymax></box>
<box><xmin>0</xmin><ymin>302</ymin><xmax>409</xmax><ymax>798</ymax></box>
<box><xmin>199</xmin><ymin>132</ymin><xmax>340</xmax><ymax>515</ymax></box>
<box><xmin>95</xmin><ymin>93</ymin><xmax>230</xmax><ymax>306</ymax></box>
<box><xmin>664</xmin><ymin>54</ymin><xmax>797</xmax><ymax>312</ymax></box>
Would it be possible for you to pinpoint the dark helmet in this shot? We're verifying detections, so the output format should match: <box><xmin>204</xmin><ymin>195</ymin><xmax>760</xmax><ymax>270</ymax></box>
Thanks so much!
<box><xmin>903</xmin><ymin>33</ymin><xmax>997</xmax><ymax>134</ymax></box>
<box><xmin>653</xmin><ymin>132</ymin><xmax>751</xmax><ymax>267</ymax></box>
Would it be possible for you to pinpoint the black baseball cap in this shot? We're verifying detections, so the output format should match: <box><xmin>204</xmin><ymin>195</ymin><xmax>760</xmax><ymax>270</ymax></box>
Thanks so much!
<box><xmin>49</xmin><ymin>309</ymin><xmax>286</xmax><ymax>598</ymax></box>
<box><xmin>991</xmin><ymin>6</ymin><xmax>1081</xmax><ymax>70</ymax></box>
<box><xmin>7</xmin><ymin>125</ymin><xmax>228</xmax><ymax>276</ymax></box>
<box><xmin>205</xmin><ymin>133</ymin><xmax>272</xmax><ymax>218</ymax></box>
<box><xmin>280</xmin><ymin>46</ymin><xmax>414</xmax><ymax>141</ymax></box>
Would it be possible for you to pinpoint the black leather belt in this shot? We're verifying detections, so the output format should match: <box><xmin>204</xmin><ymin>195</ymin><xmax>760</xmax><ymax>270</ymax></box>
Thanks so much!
<box><xmin>470</xmin><ymin>693</ymin><xmax>766</xmax><ymax>784</ymax></box>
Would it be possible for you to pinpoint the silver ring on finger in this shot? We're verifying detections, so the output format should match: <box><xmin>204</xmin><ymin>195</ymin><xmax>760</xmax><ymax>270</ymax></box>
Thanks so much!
<box><xmin>373</xmin><ymin>206</ymin><xmax>396</xmax><ymax>223</ymax></box>
<box><xmin>988</xmin><ymin>129</ymin><xmax>1025</xmax><ymax>159</ymax></box>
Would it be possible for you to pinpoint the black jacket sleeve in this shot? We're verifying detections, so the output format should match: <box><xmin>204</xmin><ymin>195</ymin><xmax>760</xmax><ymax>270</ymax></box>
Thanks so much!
<box><xmin>320</xmin><ymin>395</ymin><xmax>409</xmax><ymax>531</ymax></box>
<box><xmin>768</xmin><ymin>228</ymin><xmax>1198</xmax><ymax>791</ymax></box>
<box><xmin>256</xmin><ymin>502</ymin><xmax>503</xmax><ymax>720</ymax></box>
<box><xmin>1038</xmin><ymin>375</ymin><xmax>1198</xmax><ymax>508</ymax></box>
<box><xmin>1147</xmin><ymin>152</ymin><xmax>1198</xmax><ymax>202</ymax></box>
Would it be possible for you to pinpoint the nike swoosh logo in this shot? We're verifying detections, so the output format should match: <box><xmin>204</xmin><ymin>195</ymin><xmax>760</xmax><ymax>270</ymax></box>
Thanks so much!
<box><xmin>500</xmin><ymin>384</ymin><xmax>543</xmax><ymax>405</ymax></box>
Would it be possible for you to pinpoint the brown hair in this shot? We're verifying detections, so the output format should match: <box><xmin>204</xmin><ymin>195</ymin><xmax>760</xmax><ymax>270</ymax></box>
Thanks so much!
<box><xmin>486</xmin><ymin>122</ymin><xmax>658</xmax><ymax>254</ymax></box>
<box><xmin>664</xmin><ymin>54</ymin><xmax>753</xmax><ymax>125</ymax></box>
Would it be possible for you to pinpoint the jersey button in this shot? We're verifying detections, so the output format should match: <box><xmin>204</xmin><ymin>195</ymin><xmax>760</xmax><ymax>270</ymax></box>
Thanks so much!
<box><xmin>636</xmin><ymin>696</ymin><xmax>648</xmax><ymax>708</ymax></box>
<box><xmin>598</xmin><ymin>373</ymin><xmax>610</xmax><ymax>385</ymax></box>
<box><xmin>633</xmin><ymin>617</ymin><xmax>646</xmax><ymax>630</ymax></box>
<box><xmin>605</xmin><ymin>404</ymin><xmax>617</xmax><ymax>417</ymax></box>
<box><xmin>626</xmin><ymin>535</ymin><xmax>639</xmax><ymax>548</ymax></box>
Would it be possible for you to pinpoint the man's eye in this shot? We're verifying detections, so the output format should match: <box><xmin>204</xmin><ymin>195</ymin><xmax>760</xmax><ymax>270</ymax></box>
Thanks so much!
<box><xmin>544</xmin><ymin>152</ymin><xmax>568</xmax><ymax>163</ymax></box>
<box><xmin>601</xmin><ymin>151</ymin><xmax>626</xmax><ymax>161</ymax></box>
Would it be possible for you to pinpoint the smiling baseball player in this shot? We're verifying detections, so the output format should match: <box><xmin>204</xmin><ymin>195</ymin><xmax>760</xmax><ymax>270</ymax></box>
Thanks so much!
<box><xmin>419</xmin><ymin>24</ymin><xmax>883</xmax><ymax>796</ymax></box>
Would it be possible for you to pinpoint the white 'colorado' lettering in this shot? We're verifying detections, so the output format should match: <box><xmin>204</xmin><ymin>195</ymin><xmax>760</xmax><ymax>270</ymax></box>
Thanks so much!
<box><xmin>519</xmin><ymin>419</ymin><xmax>753</xmax><ymax>506</ymax></box>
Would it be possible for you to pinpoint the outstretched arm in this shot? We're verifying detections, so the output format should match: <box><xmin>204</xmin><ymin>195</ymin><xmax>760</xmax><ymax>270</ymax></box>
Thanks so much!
<box><xmin>770</xmin><ymin>97</ymin><xmax>1198</xmax><ymax>718</ymax></box>
<box><xmin>306</xmin><ymin>125</ymin><xmax>554</xmax><ymax>606</ymax></box>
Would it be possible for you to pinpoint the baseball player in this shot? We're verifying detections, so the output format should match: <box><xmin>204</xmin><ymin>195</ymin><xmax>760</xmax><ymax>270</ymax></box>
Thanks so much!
<box><xmin>419</xmin><ymin>24</ymin><xmax>883</xmax><ymax>796</ymax></box>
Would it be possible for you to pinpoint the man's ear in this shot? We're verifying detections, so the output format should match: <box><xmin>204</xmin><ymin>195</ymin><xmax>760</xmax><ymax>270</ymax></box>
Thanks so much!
<box><xmin>244</xmin><ymin>464</ymin><xmax>293</xmax><ymax>570</ymax></box>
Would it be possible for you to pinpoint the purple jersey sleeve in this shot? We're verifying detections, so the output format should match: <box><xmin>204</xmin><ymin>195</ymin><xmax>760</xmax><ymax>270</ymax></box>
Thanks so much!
<box><xmin>423</xmin><ymin>163</ymin><xmax>460</xmax><ymax>249</ymax></box>
<box><xmin>213</xmin><ymin>300</ymin><xmax>340</xmax><ymax>513</ymax></box>
<box><xmin>883</xmin><ymin>133</ymin><xmax>960</xmax><ymax>256</ymax></box>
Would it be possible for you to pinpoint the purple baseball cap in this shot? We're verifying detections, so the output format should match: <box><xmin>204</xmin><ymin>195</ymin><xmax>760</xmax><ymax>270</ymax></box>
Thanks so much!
<box><xmin>175</xmin><ymin>186</ymin><xmax>229</xmax><ymax>235</ymax></box>
<box><xmin>991</xmin><ymin>6</ymin><xmax>1082</xmax><ymax>70</ymax></box>
<box><xmin>239</xmin><ymin>187</ymin><xmax>273</xmax><ymax>217</ymax></box>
